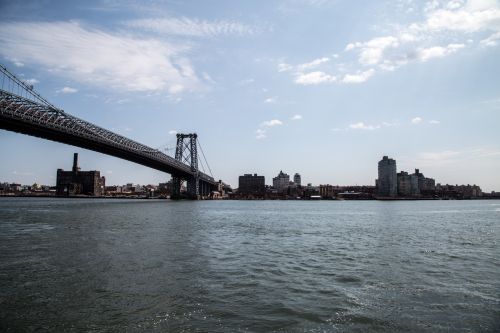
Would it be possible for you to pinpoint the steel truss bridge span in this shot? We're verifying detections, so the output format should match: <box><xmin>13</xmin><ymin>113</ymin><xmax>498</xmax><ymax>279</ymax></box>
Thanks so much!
<box><xmin>0</xmin><ymin>66</ymin><xmax>218</xmax><ymax>197</ymax></box>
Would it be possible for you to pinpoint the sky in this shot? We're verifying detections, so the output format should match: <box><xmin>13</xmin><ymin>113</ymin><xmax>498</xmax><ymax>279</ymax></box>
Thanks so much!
<box><xmin>0</xmin><ymin>0</ymin><xmax>499</xmax><ymax>191</ymax></box>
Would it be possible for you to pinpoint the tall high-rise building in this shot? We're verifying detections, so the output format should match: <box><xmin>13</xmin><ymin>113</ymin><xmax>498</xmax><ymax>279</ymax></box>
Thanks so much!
<box><xmin>273</xmin><ymin>170</ymin><xmax>290</xmax><ymax>193</ymax></box>
<box><xmin>377</xmin><ymin>156</ymin><xmax>397</xmax><ymax>197</ymax></box>
<box><xmin>293</xmin><ymin>173</ymin><xmax>301</xmax><ymax>186</ymax></box>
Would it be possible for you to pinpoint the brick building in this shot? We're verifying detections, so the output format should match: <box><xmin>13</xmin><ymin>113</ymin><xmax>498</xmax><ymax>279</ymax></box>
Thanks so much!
<box><xmin>56</xmin><ymin>153</ymin><xmax>105</xmax><ymax>196</ymax></box>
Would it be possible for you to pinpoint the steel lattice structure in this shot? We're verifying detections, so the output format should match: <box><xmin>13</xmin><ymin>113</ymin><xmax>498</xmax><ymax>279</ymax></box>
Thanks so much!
<box><xmin>0</xmin><ymin>65</ymin><xmax>216</xmax><ymax>194</ymax></box>
<box><xmin>172</xmin><ymin>133</ymin><xmax>200</xmax><ymax>198</ymax></box>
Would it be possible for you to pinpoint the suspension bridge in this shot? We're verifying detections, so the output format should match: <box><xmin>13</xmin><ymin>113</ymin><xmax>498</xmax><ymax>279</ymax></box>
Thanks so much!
<box><xmin>0</xmin><ymin>64</ymin><xmax>227</xmax><ymax>199</ymax></box>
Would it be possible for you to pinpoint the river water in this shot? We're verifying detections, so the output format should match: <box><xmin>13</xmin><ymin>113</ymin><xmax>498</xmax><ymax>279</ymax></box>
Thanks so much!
<box><xmin>0</xmin><ymin>198</ymin><xmax>498</xmax><ymax>332</ymax></box>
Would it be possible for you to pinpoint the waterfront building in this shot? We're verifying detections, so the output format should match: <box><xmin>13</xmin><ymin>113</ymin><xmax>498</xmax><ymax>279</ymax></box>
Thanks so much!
<box><xmin>397</xmin><ymin>171</ymin><xmax>411</xmax><ymax>196</ymax></box>
<box><xmin>436</xmin><ymin>184</ymin><xmax>482</xmax><ymax>199</ymax></box>
<box><xmin>303</xmin><ymin>183</ymin><xmax>320</xmax><ymax>199</ymax></box>
<box><xmin>105</xmin><ymin>185</ymin><xmax>123</xmax><ymax>196</ymax></box>
<box><xmin>413</xmin><ymin>169</ymin><xmax>435</xmax><ymax>192</ymax></box>
<box><xmin>238</xmin><ymin>173</ymin><xmax>266</xmax><ymax>196</ymax></box>
<box><xmin>319</xmin><ymin>184</ymin><xmax>340</xmax><ymax>199</ymax></box>
<box><xmin>0</xmin><ymin>182</ymin><xmax>10</xmax><ymax>193</ymax></box>
<box><xmin>376</xmin><ymin>156</ymin><xmax>397</xmax><ymax>197</ymax></box>
<box><xmin>294</xmin><ymin>173</ymin><xmax>301</xmax><ymax>186</ymax></box>
<box><xmin>273</xmin><ymin>170</ymin><xmax>290</xmax><ymax>193</ymax></box>
<box><xmin>10</xmin><ymin>183</ymin><xmax>22</xmax><ymax>192</ymax></box>
<box><xmin>397</xmin><ymin>171</ymin><xmax>420</xmax><ymax>197</ymax></box>
<box><xmin>158</xmin><ymin>181</ymin><xmax>173</xmax><ymax>196</ymax></box>
<box><xmin>422</xmin><ymin>178</ymin><xmax>436</xmax><ymax>191</ymax></box>
<box><xmin>56</xmin><ymin>153</ymin><xmax>105</xmax><ymax>196</ymax></box>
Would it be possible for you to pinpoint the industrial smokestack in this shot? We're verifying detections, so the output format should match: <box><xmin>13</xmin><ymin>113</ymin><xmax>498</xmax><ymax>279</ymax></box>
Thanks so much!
<box><xmin>72</xmin><ymin>153</ymin><xmax>79</xmax><ymax>173</ymax></box>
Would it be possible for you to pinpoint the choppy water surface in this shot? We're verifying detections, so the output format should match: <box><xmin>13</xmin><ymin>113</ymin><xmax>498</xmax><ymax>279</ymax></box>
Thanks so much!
<box><xmin>0</xmin><ymin>198</ymin><xmax>498</xmax><ymax>332</ymax></box>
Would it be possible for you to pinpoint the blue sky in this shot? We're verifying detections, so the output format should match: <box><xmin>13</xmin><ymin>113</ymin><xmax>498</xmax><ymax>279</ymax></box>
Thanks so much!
<box><xmin>1</xmin><ymin>0</ymin><xmax>500</xmax><ymax>191</ymax></box>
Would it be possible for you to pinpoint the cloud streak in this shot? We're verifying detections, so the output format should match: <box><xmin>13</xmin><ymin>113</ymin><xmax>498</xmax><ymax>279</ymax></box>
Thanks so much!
<box><xmin>57</xmin><ymin>86</ymin><xmax>78</xmax><ymax>94</ymax></box>
<box><xmin>256</xmin><ymin>119</ymin><xmax>283</xmax><ymax>139</ymax></box>
<box><xmin>261</xmin><ymin>119</ymin><xmax>283</xmax><ymax>127</ymax></box>
<box><xmin>125</xmin><ymin>17</ymin><xmax>257</xmax><ymax>37</ymax></box>
<box><xmin>411</xmin><ymin>117</ymin><xmax>423</xmax><ymax>124</ymax></box>
<box><xmin>0</xmin><ymin>21</ymin><xmax>201</xmax><ymax>93</ymax></box>
<box><xmin>349</xmin><ymin>122</ymin><xmax>381</xmax><ymax>130</ymax></box>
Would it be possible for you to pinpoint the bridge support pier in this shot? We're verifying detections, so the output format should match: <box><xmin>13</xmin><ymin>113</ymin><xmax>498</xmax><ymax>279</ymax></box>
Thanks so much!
<box><xmin>171</xmin><ymin>176</ymin><xmax>181</xmax><ymax>199</ymax></box>
<box><xmin>199</xmin><ymin>180</ymin><xmax>206</xmax><ymax>198</ymax></box>
<box><xmin>187</xmin><ymin>175</ymin><xmax>200</xmax><ymax>199</ymax></box>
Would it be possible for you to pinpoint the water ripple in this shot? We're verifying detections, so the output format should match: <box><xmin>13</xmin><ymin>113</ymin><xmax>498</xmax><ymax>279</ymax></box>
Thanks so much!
<box><xmin>0</xmin><ymin>198</ymin><xmax>498</xmax><ymax>332</ymax></box>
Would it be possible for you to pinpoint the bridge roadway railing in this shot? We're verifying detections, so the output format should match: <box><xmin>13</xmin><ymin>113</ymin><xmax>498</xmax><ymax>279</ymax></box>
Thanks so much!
<box><xmin>0</xmin><ymin>89</ymin><xmax>215</xmax><ymax>184</ymax></box>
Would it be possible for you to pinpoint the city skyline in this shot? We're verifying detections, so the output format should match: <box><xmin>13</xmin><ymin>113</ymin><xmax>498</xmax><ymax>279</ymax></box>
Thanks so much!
<box><xmin>0</xmin><ymin>152</ymin><xmax>488</xmax><ymax>193</ymax></box>
<box><xmin>1</xmin><ymin>0</ymin><xmax>500</xmax><ymax>191</ymax></box>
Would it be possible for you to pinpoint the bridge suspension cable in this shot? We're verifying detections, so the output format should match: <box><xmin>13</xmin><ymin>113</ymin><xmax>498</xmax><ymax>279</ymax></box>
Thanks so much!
<box><xmin>156</xmin><ymin>143</ymin><xmax>175</xmax><ymax>155</ymax></box>
<box><xmin>197</xmin><ymin>138</ymin><xmax>213</xmax><ymax>178</ymax></box>
<box><xmin>0</xmin><ymin>65</ymin><xmax>61</xmax><ymax>111</ymax></box>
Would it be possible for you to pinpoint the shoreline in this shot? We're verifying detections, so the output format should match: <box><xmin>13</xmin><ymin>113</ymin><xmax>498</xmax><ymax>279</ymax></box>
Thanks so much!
<box><xmin>1</xmin><ymin>194</ymin><xmax>499</xmax><ymax>200</ymax></box>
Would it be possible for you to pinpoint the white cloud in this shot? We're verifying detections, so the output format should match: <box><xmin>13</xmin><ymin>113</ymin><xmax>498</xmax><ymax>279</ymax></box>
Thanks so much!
<box><xmin>334</xmin><ymin>120</ymin><xmax>398</xmax><ymax>132</ymax></box>
<box><xmin>264</xmin><ymin>96</ymin><xmax>277</xmax><ymax>103</ymax></box>
<box><xmin>349</xmin><ymin>122</ymin><xmax>380</xmax><ymax>130</ymax></box>
<box><xmin>418</xmin><ymin>43</ymin><xmax>465</xmax><ymax>61</ymax></box>
<box><xmin>168</xmin><ymin>130</ymin><xmax>178</xmax><ymax>135</ymax></box>
<box><xmin>358</xmin><ymin>36</ymin><xmax>399</xmax><ymax>65</ymax></box>
<box><xmin>280</xmin><ymin>0</ymin><xmax>500</xmax><ymax>87</ymax></box>
<box><xmin>411</xmin><ymin>117</ymin><xmax>423</xmax><ymax>124</ymax></box>
<box><xmin>255</xmin><ymin>128</ymin><xmax>267</xmax><ymax>139</ymax></box>
<box><xmin>256</xmin><ymin>119</ymin><xmax>283</xmax><ymax>139</ymax></box>
<box><xmin>429</xmin><ymin>119</ymin><xmax>441</xmax><ymax>124</ymax></box>
<box><xmin>125</xmin><ymin>17</ymin><xmax>257</xmax><ymax>37</ymax></box>
<box><xmin>480</xmin><ymin>31</ymin><xmax>500</xmax><ymax>46</ymax></box>
<box><xmin>291</xmin><ymin>114</ymin><xmax>302</xmax><ymax>120</ymax></box>
<box><xmin>345</xmin><ymin>36</ymin><xmax>400</xmax><ymax>65</ymax></box>
<box><xmin>337</xmin><ymin>1</ymin><xmax>500</xmax><ymax>81</ymax></box>
<box><xmin>202</xmin><ymin>72</ymin><xmax>216</xmax><ymax>84</ymax></box>
<box><xmin>0</xmin><ymin>21</ymin><xmax>200</xmax><ymax>93</ymax></box>
<box><xmin>279</xmin><ymin>57</ymin><xmax>334</xmax><ymax>85</ymax></box>
<box><xmin>25</xmin><ymin>78</ymin><xmax>39</xmax><ymax>85</ymax></box>
<box><xmin>419</xmin><ymin>5</ymin><xmax>500</xmax><ymax>33</ymax></box>
<box><xmin>424</xmin><ymin>0</ymin><xmax>441</xmax><ymax>13</ymax></box>
<box><xmin>10</xmin><ymin>58</ymin><xmax>24</xmax><ymax>67</ymax></box>
<box><xmin>278</xmin><ymin>63</ymin><xmax>293</xmax><ymax>72</ymax></box>
<box><xmin>261</xmin><ymin>119</ymin><xmax>283</xmax><ymax>127</ymax></box>
<box><xmin>382</xmin><ymin>121</ymin><xmax>400</xmax><ymax>127</ymax></box>
<box><xmin>447</xmin><ymin>1</ymin><xmax>464</xmax><ymax>10</ymax></box>
<box><xmin>168</xmin><ymin>84</ymin><xmax>185</xmax><ymax>94</ymax></box>
<box><xmin>297</xmin><ymin>57</ymin><xmax>330</xmax><ymax>71</ymax></box>
<box><xmin>418</xmin><ymin>46</ymin><xmax>448</xmax><ymax>61</ymax></box>
<box><xmin>294</xmin><ymin>71</ymin><xmax>336</xmax><ymax>85</ymax></box>
<box><xmin>345</xmin><ymin>43</ymin><xmax>358</xmax><ymax>51</ymax></box>
<box><xmin>57</xmin><ymin>86</ymin><xmax>78</xmax><ymax>94</ymax></box>
<box><xmin>342</xmin><ymin>69</ymin><xmax>375</xmax><ymax>83</ymax></box>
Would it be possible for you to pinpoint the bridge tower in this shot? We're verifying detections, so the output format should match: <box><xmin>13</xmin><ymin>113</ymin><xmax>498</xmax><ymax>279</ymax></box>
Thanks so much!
<box><xmin>172</xmin><ymin>133</ymin><xmax>199</xmax><ymax>199</ymax></box>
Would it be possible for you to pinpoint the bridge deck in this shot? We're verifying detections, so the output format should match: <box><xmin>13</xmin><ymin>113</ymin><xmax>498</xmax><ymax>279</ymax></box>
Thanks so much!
<box><xmin>0</xmin><ymin>90</ymin><xmax>216</xmax><ymax>184</ymax></box>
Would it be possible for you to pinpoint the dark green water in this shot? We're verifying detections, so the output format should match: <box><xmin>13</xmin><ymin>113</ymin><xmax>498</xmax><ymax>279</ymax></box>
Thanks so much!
<box><xmin>0</xmin><ymin>198</ymin><xmax>499</xmax><ymax>332</ymax></box>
